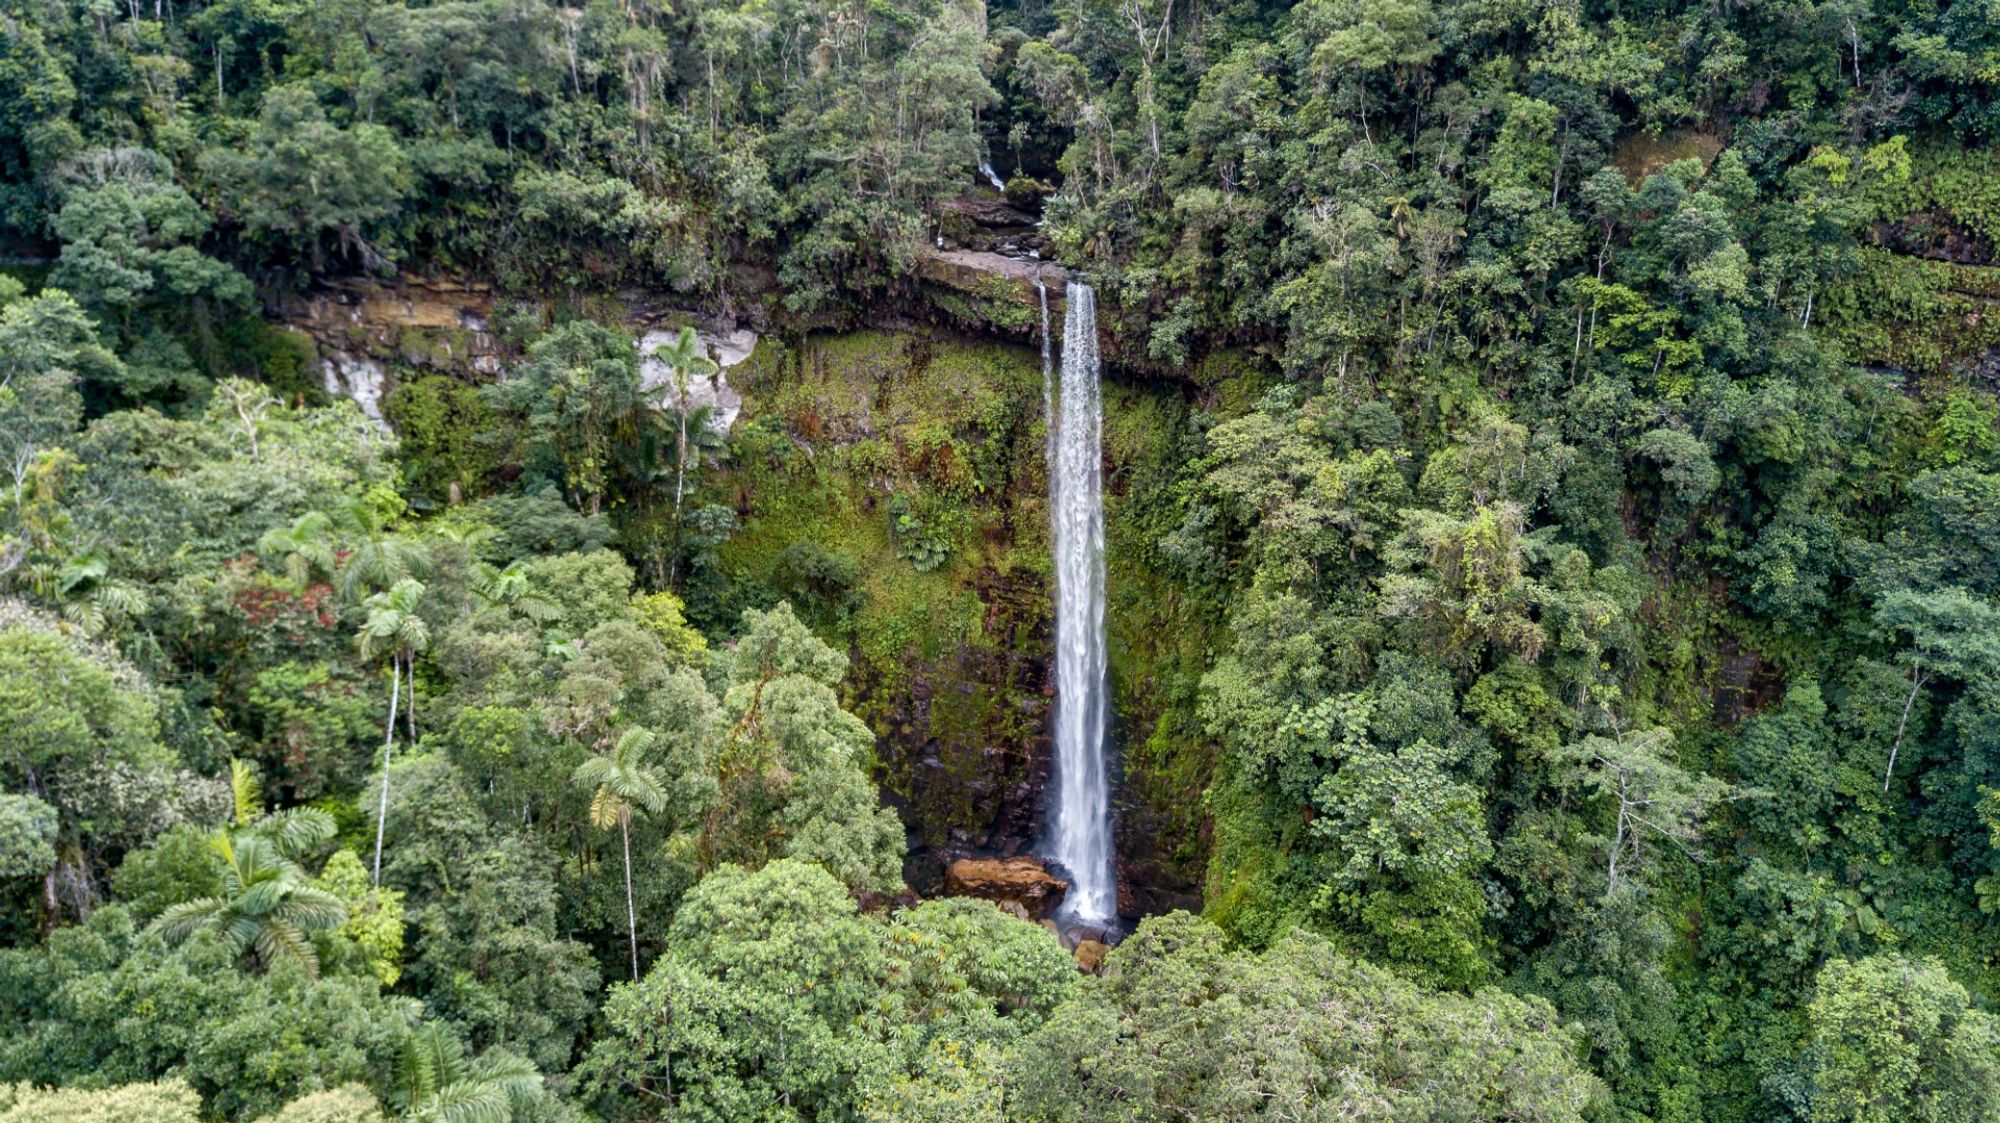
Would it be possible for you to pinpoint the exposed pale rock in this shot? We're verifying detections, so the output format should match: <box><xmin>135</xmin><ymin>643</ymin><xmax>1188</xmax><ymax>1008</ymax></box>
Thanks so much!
<box><xmin>322</xmin><ymin>354</ymin><xmax>387</xmax><ymax>423</ymax></box>
<box><xmin>914</xmin><ymin>248</ymin><xmax>1066</xmax><ymax>312</ymax></box>
<box><xmin>639</xmin><ymin>327</ymin><xmax>754</xmax><ymax>434</ymax></box>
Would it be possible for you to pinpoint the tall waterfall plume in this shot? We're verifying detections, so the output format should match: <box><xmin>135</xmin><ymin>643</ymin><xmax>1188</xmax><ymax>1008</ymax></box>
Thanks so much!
<box><xmin>1042</xmin><ymin>280</ymin><xmax>1116</xmax><ymax>924</ymax></box>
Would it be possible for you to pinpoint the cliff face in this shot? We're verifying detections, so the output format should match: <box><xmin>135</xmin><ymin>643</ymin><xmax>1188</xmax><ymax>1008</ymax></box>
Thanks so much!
<box><xmin>710</xmin><ymin>332</ymin><xmax>1056</xmax><ymax>890</ymax></box>
<box><xmin>274</xmin><ymin>274</ymin><xmax>1221</xmax><ymax>918</ymax></box>
<box><xmin>711</xmin><ymin>331</ymin><xmax>1214</xmax><ymax>912</ymax></box>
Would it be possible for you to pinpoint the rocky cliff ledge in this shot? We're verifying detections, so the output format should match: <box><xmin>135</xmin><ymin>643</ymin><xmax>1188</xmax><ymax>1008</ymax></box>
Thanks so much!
<box><xmin>913</xmin><ymin>247</ymin><xmax>1067</xmax><ymax>340</ymax></box>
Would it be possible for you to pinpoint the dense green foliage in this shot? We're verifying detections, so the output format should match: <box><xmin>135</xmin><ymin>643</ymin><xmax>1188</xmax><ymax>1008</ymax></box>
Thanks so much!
<box><xmin>3</xmin><ymin>0</ymin><xmax>2000</xmax><ymax>1118</ymax></box>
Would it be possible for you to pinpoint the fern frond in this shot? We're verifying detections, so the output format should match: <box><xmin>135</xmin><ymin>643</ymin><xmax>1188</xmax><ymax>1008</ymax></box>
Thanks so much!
<box><xmin>230</xmin><ymin>760</ymin><xmax>259</xmax><ymax>827</ymax></box>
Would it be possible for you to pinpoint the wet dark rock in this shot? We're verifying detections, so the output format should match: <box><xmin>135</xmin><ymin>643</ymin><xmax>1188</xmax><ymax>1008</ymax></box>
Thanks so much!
<box><xmin>1116</xmin><ymin>858</ymin><xmax>1204</xmax><ymax>918</ymax></box>
<box><xmin>945</xmin><ymin>193</ymin><xmax>1040</xmax><ymax>230</ymax></box>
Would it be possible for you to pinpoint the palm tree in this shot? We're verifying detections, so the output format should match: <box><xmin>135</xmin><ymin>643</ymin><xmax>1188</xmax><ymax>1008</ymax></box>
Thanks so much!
<box><xmin>358</xmin><ymin>578</ymin><xmax>430</xmax><ymax>886</ymax></box>
<box><xmin>149</xmin><ymin>806</ymin><xmax>347</xmax><ymax>977</ymax></box>
<box><xmin>257</xmin><ymin>510</ymin><xmax>340</xmax><ymax>586</ymax></box>
<box><xmin>391</xmin><ymin>1023</ymin><xmax>543</xmax><ymax>1123</ymax></box>
<box><xmin>573</xmin><ymin>726</ymin><xmax>668</xmax><ymax>980</ymax></box>
<box><xmin>36</xmin><ymin>548</ymin><xmax>149</xmax><ymax>636</ymax></box>
<box><xmin>335</xmin><ymin>495</ymin><xmax>431</xmax><ymax>603</ymax></box>
<box><xmin>468</xmin><ymin>559</ymin><xmax>560</xmax><ymax>626</ymax></box>
<box><xmin>643</xmin><ymin>327</ymin><xmax>718</xmax><ymax>585</ymax></box>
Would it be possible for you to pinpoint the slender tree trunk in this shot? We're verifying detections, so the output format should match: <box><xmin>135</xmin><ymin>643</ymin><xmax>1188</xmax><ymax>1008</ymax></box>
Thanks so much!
<box><xmin>1606</xmin><ymin>766</ymin><xmax>1629</xmax><ymax>896</ymax></box>
<box><xmin>675</xmin><ymin>405</ymin><xmax>690</xmax><ymax>517</ymax></box>
<box><xmin>1569</xmin><ymin>305</ymin><xmax>1586</xmax><ymax>381</ymax></box>
<box><xmin>622</xmin><ymin>812</ymin><xmax>639</xmax><ymax>980</ymax></box>
<box><xmin>403</xmin><ymin>654</ymin><xmax>416</xmax><ymax>742</ymax></box>
<box><xmin>1884</xmin><ymin>664</ymin><xmax>1927</xmax><ymax>794</ymax></box>
<box><xmin>1606</xmin><ymin>803</ymin><xmax>1624</xmax><ymax>895</ymax></box>
<box><xmin>670</xmin><ymin>398</ymin><xmax>689</xmax><ymax>586</ymax></box>
<box><xmin>372</xmin><ymin>656</ymin><xmax>401</xmax><ymax>887</ymax></box>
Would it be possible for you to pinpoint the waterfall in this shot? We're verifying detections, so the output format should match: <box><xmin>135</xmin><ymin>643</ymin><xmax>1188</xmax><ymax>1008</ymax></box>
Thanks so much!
<box><xmin>1043</xmin><ymin>280</ymin><xmax>1116</xmax><ymax>924</ymax></box>
<box><xmin>979</xmin><ymin>160</ymin><xmax>1007</xmax><ymax>191</ymax></box>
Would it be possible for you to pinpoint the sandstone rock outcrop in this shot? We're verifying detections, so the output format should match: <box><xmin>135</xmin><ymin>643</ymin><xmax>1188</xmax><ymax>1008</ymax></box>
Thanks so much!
<box><xmin>944</xmin><ymin>856</ymin><xmax>1068</xmax><ymax>919</ymax></box>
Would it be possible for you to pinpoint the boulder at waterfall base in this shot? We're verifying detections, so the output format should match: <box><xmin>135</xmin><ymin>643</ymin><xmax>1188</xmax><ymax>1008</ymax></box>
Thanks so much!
<box><xmin>944</xmin><ymin>857</ymin><xmax>1068</xmax><ymax>919</ymax></box>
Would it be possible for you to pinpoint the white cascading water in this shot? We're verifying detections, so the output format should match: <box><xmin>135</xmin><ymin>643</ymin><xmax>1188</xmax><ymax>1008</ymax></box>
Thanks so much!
<box><xmin>1042</xmin><ymin>280</ymin><xmax>1116</xmax><ymax>923</ymax></box>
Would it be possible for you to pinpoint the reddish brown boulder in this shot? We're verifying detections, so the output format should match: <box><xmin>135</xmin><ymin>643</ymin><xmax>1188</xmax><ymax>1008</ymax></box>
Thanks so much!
<box><xmin>945</xmin><ymin>856</ymin><xmax>1069</xmax><ymax>919</ymax></box>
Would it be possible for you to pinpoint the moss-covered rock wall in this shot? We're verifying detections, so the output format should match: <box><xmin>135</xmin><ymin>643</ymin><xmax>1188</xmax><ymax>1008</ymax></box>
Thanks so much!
<box><xmin>706</xmin><ymin>332</ymin><xmax>1052</xmax><ymax>888</ymax></box>
<box><xmin>709</xmin><ymin>328</ymin><xmax>1230</xmax><ymax>910</ymax></box>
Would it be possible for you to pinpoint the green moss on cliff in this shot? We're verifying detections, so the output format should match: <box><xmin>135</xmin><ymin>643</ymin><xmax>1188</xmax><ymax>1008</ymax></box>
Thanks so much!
<box><xmin>715</xmin><ymin>331</ymin><xmax>1053</xmax><ymax>850</ymax></box>
<box><xmin>708</xmin><ymin>327</ymin><xmax>1238</xmax><ymax>908</ymax></box>
<box><xmin>1828</xmin><ymin>248</ymin><xmax>2000</xmax><ymax>375</ymax></box>
<box><xmin>1102</xmin><ymin>379</ymin><xmax>1221</xmax><ymax>901</ymax></box>
<box><xmin>288</xmin><ymin>292</ymin><xmax>1240</xmax><ymax>906</ymax></box>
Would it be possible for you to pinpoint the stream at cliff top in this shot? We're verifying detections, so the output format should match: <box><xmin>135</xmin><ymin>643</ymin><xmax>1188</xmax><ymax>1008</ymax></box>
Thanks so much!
<box><xmin>1041</xmin><ymin>278</ymin><xmax>1117</xmax><ymax>929</ymax></box>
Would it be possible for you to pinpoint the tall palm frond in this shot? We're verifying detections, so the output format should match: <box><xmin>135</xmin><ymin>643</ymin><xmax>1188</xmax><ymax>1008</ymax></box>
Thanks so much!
<box><xmin>357</xmin><ymin>579</ymin><xmax>427</xmax><ymax>885</ymax></box>
<box><xmin>55</xmin><ymin>550</ymin><xmax>108</xmax><ymax>593</ymax></box>
<box><xmin>573</xmin><ymin>727</ymin><xmax>668</xmax><ymax>821</ymax></box>
<box><xmin>56</xmin><ymin>578</ymin><xmax>148</xmax><ymax>636</ymax></box>
<box><xmin>395</xmin><ymin>1024</ymin><xmax>543</xmax><ymax>1123</ymax></box>
<box><xmin>153</xmin><ymin>896</ymin><xmax>230</xmax><ymax>944</ymax></box>
<box><xmin>230</xmin><ymin>760</ymin><xmax>260</xmax><ymax>828</ymax></box>
<box><xmin>261</xmin><ymin>805</ymin><xmax>340</xmax><ymax>856</ymax></box>
<box><xmin>147</xmin><ymin>809</ymin><xmax>346</xmax><ymax>977</ymax></box>
<box><xmin>643</xmin><ymin>326</ymin><xmax>719</xmax><ymax>389</ymax></box>
<box><xmin>417</xmin><ymin>1055</ymin><xmax>540</xmax><ymax>1123</ymax></box>
<box><xmin>257</xmin><ymin>510</ymin><xmax>339</xmax><ymax>586</ymax></box>
<box><xmin>357</xmin><ymin>579</ymin><xmax>431</xmax><ymax>662</ymax></box>
<box><xmin>572</xmin><ymin>725</ymin><xmax>670</xmax><ymax>980</ymax></box>
<box><xmin>35</xmin><ymin>548</ymin><xmax>150</xmax><ymax>636</ymax></box>
<box><xmin>638</xmin><ymin>328</ymin><xmax>720</xmax><ymax>473</ymax></box>
<box><xmin>468</xmin><ymin>560</ymin><xmax>560</xmax><ymax>624</ymax></box>
<box><xmin>426</xmin><ymin>521</ymin><xmax>500</xmax><ymax>556</ymax></box>
<box><xmin>335</xmin><ymin>498</ymin><xmax>432</xmax><ymax>602</ymax></box>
